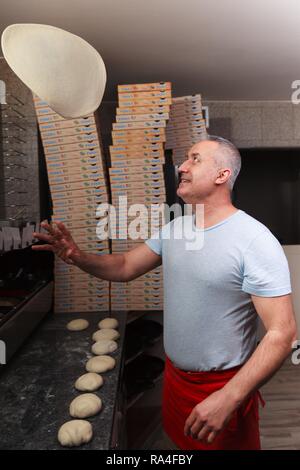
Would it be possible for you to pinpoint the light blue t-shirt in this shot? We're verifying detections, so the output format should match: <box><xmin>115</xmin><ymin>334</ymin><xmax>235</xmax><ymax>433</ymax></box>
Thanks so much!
<box><xmin>145</xmin><ymin>210</ymin><xmax>291</xmax><ymax>371</ymax></box>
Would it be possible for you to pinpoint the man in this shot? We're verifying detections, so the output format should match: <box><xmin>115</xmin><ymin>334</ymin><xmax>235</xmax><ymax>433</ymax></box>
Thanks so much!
<box><xmin>33</xmin><ymin>135</ymin><xmax>297</xmax><ymax>450</ymax></box>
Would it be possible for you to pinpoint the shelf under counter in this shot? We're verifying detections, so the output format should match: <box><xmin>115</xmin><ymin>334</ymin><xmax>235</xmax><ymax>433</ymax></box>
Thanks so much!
<box><xmin>126</xmin><ymin>375</ymin><xmax>164</xmax><ymax>450</ymax></box>
<box><xmin>126</xmin><ymin>309</ymin><xmax>163</xmax><ymax>325</ymax></box>
<box><xmin>123</xmin><ymin>309</ymin><xmax>165</xmax><ymax>449</ymax></box>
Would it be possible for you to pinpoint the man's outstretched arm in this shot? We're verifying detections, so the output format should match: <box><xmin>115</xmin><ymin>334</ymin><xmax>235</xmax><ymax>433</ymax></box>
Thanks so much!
<box><xmin>32</xmin><ymin>221</ymin><xmax>162</xmax><ymax>282</ymax></box>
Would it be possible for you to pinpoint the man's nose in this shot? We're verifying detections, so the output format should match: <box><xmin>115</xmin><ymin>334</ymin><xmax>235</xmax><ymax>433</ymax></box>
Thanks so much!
<box><xmin>178</xmin><ymin>159</ymin><xmax>190</xmax><ymax>173</ymax></box>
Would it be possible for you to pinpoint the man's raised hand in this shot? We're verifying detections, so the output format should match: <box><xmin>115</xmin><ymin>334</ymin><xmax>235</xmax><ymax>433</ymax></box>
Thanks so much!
<box><xmin>32</xmin><ymin>221</ymin><xmax>82</xmax><ymax>265</ymax></box>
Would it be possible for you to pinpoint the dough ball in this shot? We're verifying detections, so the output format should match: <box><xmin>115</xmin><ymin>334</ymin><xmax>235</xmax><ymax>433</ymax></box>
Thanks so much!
<box><xmin>69</xmin><ymin>393</ymin><xmax>102</xmax><ymax>418</ymax></box>
<box><xmin>57</xmin><ymin>419</ymin><xmax>93</xmax><ymax>447</ymax></box>
<box><xmin>86</xmin><ymin>355</ymin><xmax>116</xmax><ymax>373</ymax></box>
<box><xmin>98</xmin><ymin>317</ymin><xmax>119</xmax><ymax>329</ymax></box>
<box><xmin>75</xmin><ymin>373</ymin><xmax>103</xmax><ymax>392</ymax></box>
<box><xmin>92</xmin><ymin>328</ymin><xmax>120</xmax><ymax>342</ymax></box>
<box><xmin>67</xmin><ymin>319</ymin><xmax>89</xmax><ymax>331</ymax></box>
<box><xmin>92</xmin><ymin>339</ymin><xmax>118</xmax><ymax>355</ymax></box>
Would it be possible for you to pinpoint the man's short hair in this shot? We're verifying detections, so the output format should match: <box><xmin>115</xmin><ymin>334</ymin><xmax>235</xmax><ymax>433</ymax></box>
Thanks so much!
<box><xmin>204</xmin><ymin>135</ymin><xmax>241</xmax><ymax>190</ymax></box>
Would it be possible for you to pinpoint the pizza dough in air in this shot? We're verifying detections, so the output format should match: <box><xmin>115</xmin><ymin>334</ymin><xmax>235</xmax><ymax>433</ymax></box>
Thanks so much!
<box><xmin>1</xmin><ymin>24</ymin><xmax>106</xmax><ymax>119</ymax></box>
<box><xmin>75</xmin><ymin>372</ymin><xmax>103</xmax><ymax>392</ymax></box>
<box><xmin>69</xmin><ymin>393</ymin><xmax>102</xmax><ymax>418</ymax></box>
<box><xmin>92</xmin><ymin>339</ymin><xmax>118</xmax><ymax>355</ymax></box>
<box><xmin>98</xmin><ymin>318</ymin><xmax>119</xmax><ymax>329</ymax></box>
<box><xmin>86</xmin><ymin>355</ymin><xmax>116</xmax><ymax>373</ymax></box>
<box><xmin>92</xmin><ymin>328</ymin><xmax>120</xmax><ymax>342</ymax></box>
<box><xmin>67</xmin><ymin>319</ymin><xmax>89</xmax><ymax>331</ymax></box>
<box><xmin>57</xmin><ymin>419</ymin><xmax>93</xmax><ymax>447</ymax></box>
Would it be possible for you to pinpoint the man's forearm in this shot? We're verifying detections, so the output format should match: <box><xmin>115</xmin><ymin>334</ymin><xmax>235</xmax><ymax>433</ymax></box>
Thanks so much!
<box><xmin>222</xmin><ymin>329</ymin><xmax>295</xmax><ymax>408</ymax></box>
<box><xmin>73</xmin><ymin>251</ymin><xmax>128</xmax><ymax>281</ymax></box>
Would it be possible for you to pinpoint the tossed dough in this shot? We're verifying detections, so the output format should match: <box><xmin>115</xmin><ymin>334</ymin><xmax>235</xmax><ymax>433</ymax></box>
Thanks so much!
<box><xmin>69</xmin><ymin>393</ymin><xmax>102</xmax><ymax>418</ymax></box>
<box><xmin>92</xmin><ymin>328</ymin><xmax>120</xmax><ymax>342</ymax></box>
<box><xmin>75</xmin><ymin>373</ymin><xmax>103</xmax><ymax>392</ymax></box>
<box><xmin>57</xmin><ymin>419</ymin><xmax>93</xmax><ymax>447</ymax></box>
<box><xmin>98</xmin><ymin>317</ymin><xmax>119</xmax><ymax>329</ymax></box>
<box><xmin>92</xmin><ymin>339</ymin><xmax>118</xmax><ymax>355</ymax></box>
<box><xmin>2</xmin><ymin>24</ymin><xmax>106</xmax><ymax>119</ymax></box>
<box><xmin>67</xmin><ymin>319</ymin><xmax>89</xmax><ymax>331</ymax></box>
<box><xmin>86</xmin><ymin>355</ymin><xmax>116</xmax><ymax>373</ymax></box>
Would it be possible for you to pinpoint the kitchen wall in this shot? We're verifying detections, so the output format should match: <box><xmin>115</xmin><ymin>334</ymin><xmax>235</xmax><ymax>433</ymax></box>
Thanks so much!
<box><xmin>99</xmin><ymin>99</ymin><xmax>300</xmax><ymax>150</ymax></box>
<box><xmin>204</xmin><ymin>100</ymin><xmax>300</xmax><ymax>148</ymax></box>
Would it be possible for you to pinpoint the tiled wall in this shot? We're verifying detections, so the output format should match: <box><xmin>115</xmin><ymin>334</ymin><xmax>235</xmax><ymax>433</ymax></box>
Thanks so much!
<box><xmin>100</xmin><ymin>100</ymin><xmax>300</xmax><ymax>150</ymax></box>
<box><xmin>204</xmin><ymin>100</ymin><xmax>300</xmax><ymax>148</ymax></box>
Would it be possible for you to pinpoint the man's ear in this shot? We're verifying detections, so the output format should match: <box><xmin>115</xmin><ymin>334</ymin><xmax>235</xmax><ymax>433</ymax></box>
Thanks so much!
<box><xmin>215</xmin><ymin>168</ymin><xmax>231</xmax><ymax>185</ymax></box>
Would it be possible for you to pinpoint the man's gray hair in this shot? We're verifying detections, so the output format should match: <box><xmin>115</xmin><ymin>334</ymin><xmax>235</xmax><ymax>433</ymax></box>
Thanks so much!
<box><xmin>204</xmin><ymin>135</ymin><xmax>241</xmax><ymax>190</ymax></box>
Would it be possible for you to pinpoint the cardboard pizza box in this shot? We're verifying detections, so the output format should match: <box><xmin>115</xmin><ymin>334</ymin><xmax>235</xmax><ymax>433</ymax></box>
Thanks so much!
<box><xmin>118</xmin><ymin>82</ymin><xmax>171</xmax><ymax>93</ymax></box>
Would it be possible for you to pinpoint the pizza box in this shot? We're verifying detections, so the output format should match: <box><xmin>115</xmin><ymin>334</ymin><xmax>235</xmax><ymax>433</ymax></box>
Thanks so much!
<box><xmin>45</xmin><ymin>148</ymin><xmax>103</xmax><ymax>162</ymax></box>
<box><xmin>41</xmin><ymin>124</ymin><xmax>97</xmax><ymax>139</ymax></box>
<box><xmin>42</xmin><ymin>132</ymin><xmax>99</xmax><ymax>147</ymax></box>
<box><xmin>118</xmin><ymin>82</ymin><xmax>171</xmax><ymax>93</ymax></box>
<box><xmin>111</xmin><ymin>156</ymin><xmax>165</xmax><ymax>167</ymax></box>
<box><xmin>112</xmin><ymin>120</ymin><xmax>166</xmax><ymax>130</ymax></box>
<box><xmin>112</xmin><ymin>135</ymin><xmax>166</xmax><ymax>145</ymax></box>
<box><xmin>44</xmin><ymin>141</ymin><xmax>101</xmax><ymax>155</ymax></box>
<box><xmin>38</xmin><ymin>116</ymin><xmax>95</xmax><ymax>131</ymax></box>
<box><xmin>50</xmin><ymin>178</ymin><xmax>108</xmax><ymax>192</ymax></box>
<box><xmin>116</xmin><ymin>112</ymin><xmax>169</xmax><ymax>122</ymax></box>
<box><xmin>112</xmin><ymin>128</ymin><xmax>165</xmax><ymax>138</ymax></box>
<box><xmin>117</xmin><ymin>105</ymin><xmax>170</xmax><ymax>115</ymax></box>
<box><xmin>118</xmin><ymin>98</ymin><xmax>172</xmax><ymax>108</ymax></box>
<box><xmin>118</xmin><ymin>90</ymin><xmax>171</xmax><ymax>100</ymax></box>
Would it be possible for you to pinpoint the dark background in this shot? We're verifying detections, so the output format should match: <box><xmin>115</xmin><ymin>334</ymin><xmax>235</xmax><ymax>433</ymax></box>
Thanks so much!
<box><xmin>233</xmin><ymin>149</ymin><xmax>300</xmax><ymax>245</ymax></box>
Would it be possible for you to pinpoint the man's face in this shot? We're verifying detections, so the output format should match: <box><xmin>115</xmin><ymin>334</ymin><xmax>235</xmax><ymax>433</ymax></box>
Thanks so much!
<box><xmin>177</xmin><ymin>141</ymin><xmax>221</xmax><ymax>203</ymax></box>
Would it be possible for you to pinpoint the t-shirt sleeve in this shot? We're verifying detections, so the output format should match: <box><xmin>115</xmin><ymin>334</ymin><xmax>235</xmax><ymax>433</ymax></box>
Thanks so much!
<box><xmin>242</xmin><ymin>229</ymin><xmax>292</xmax><ymax>297</ymax></box>
<box><xmin>145</xmin><ymin>229</ymin><xmax>162</xmax><ymax>256</ymax></box>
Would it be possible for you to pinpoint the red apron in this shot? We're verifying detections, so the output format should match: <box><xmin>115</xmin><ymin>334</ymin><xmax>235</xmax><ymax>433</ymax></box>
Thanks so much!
<box><xmin>162</xmin><ymin>356</ymin><xmax>265</xmax><ymax>450</ymax></box>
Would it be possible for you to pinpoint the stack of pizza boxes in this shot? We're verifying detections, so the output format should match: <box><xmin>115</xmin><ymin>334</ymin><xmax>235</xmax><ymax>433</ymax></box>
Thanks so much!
<box><xmin>166</xmin><ymin>94</ymin><xmax>207</xmax><ymax>166</ymax></box>
<box><xmin>109</xmin><ymin>82</ymin><xmax>172</xmax><ymax>311</ymax></box>
<box><xmin>33</xmin><ymin>95</ymin><xmax>110</xmax><ymax>313</ymax></box>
